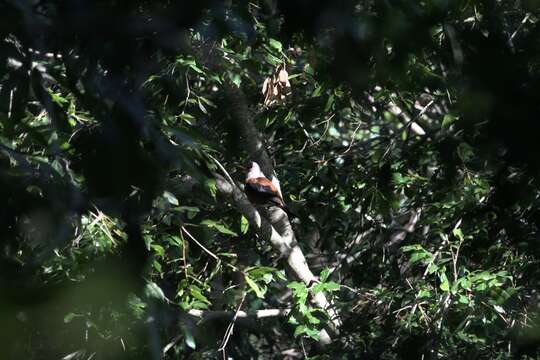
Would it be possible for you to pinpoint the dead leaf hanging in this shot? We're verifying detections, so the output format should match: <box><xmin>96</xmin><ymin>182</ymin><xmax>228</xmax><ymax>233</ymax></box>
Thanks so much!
<box><xmin>261</xmin><ymin>63</ymin><xmax>292</xmax><ymax>107</ymax></box>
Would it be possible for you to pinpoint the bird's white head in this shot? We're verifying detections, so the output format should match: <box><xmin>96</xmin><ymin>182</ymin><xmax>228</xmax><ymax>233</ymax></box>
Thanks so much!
<box><xmin>246</xmin><ymin>161</ymin><xmax>265</xmax><ymax>180</ymax></box>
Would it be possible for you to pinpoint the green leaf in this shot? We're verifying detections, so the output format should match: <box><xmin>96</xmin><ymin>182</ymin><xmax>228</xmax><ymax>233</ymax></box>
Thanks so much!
<box><xmin>163</xmin><ymin>191</ymin><xmax>179</xmax><ymax>206</ymax></box>
<box><xmin>319</xmin><ymin>268</ymin><xmax>331</xmax><ymax>282</ymax></box>
<box><xmin>201</xmin><ymin>219</ymin><xmax>238</xmax><ymax>236</ymax></box>
<box><xmin>324</xmin><ymin>93</ymin><xmax>335</xmax><ymax>112</ymax></box>
<box><xmin>213</xmin><ymin>223</ymin><xmax>238</xmax><ymax>236</ymax></box>
<box><xmin>262</xmin><ymin>273</ymin><xmax>273</xmax><ymax>284</ymax></box>
<box><xmin>178</xmin><ymin>206</ymin><xmax>200</xmax><ymax>219</ymax></box>
<box><xmin>178</xmin><ymin>113</ymin><xmax>195</xmax><ymax>122</ymax></box>
<box><xmin>460</xmin><ymin>278</ymin><xmax>471</xmax><ymax>290</ymax></box>
<box><xmin>151</xmin><ymin>244</ymin><xmax>165</xmax><ymax>257</ymax></box>
<box><xmin>288</xmin><ymin>314</ymin><xmax>299</xmax><ymax>325</ymax></box>
<box><xmin>393</xmin><ymin>172</ymin><xmax>409</xmax><ymax>185</ymax></box>
<box><xmin>127</xmin><ymin>294</ymin><xmax>146</xmax><ymax>318</ymax></box>
<box><xmin>311</xmin><ymin>85</ymin><xmax>322</xmax><ymax>97</ymax></box>
<box><xmin>167</xmin><ymin>235</ymin><xmax>182</xmax><ymax>247</ymax></box>
<box><xmin>312</xmin><ymin>283</ymin><xmax>324</xmax><ymax>294</ymax></box>
<box><xmin>442</xmin><ymin>114</ymin><xmax>457</xmax><ymax>128</ymax></box>
<box><xmin>245</xmin><ymin>275</ymin><xmax>265</xmax><ymax>298</ymax></box>
<box><xmin>268</xmin><ymin>38</ymin><xmax>283</xmax><ymax>52</ymax></box>
<box><xmin>288</xmin><ymin>281</ymin><xmax>308</xmax><ymax>302</ymax></box>
<box><xmin>275</xmin><ymin>270</ymin><xmax>287</xmax><ymax>281</ymax></box>
<box><xmin>185</xmin><ymin>329</ymin><xmax>196</xmax><ymax>349</ymax></box>
<box><xmin>293</xmin><ymin>325</ymin><xmax>307</xmax><ymax>337</ymax></box>
<box><xmin>287</xmin><ymin>281</ymin><xmax>307</xmax><ymax>292</ymax></box>
<box><xmin>64</xmin><ymin>313</ymin><xmax>79</xmax><ymax>323</ymax></box>
<box><xmin>439</xmin><ymin>273</ymin><xmax>450</xmax><ymax>292</ymax></box>
<box><xmin>452</xmin><ymin>228</ymin><xmax>464</xmax><ymax>241</ymax></box>
<box><xmin>152</xmin><ymin>260</ymin><xmax>162</xmax><ymax>273</ymax></box>
<box><xmin>205</xmin><ymin>178</ymin><xmax>217</xmax><ymax>199</ymax></box>
<box><xmin>427</xmin><ymin>263</ymin><xmax>439</xmax><ymax>274</ymax></box>
<box><xmin>189</xmin><ymin>286</ymin><xmax>210</xmax><ymax>304</ymax></box>
<box><xmin>145</xmin><ymin>282</ymin><xmax>166</xmax><ymax>302</ymax></box>
<box><xmin>323</xmin><ymin>282</ymin><xmax>340</xmax><ymax>292</ymax></box>
<box><xmin>402</xmin><ymin>244</ymin><xmax>424</xmax><ymax>252</ymax></box>
<box><xmin>298</xmin><ymin>302</ymin><xmax>309</xmax><ymax>315</ymax></box>
<box><xmin>304</xmin><ymin>327</ymin><xmax>320</xmax><ymax>340</ymax></box>
<box><xmin>189</xmin><ymin>63</ymin><xmax>204</xmax><ymax>74</ymax></box>
<box><xmin>312</xmin><ymin>282</ymin><xmax>340</xmax><ymax>294</ymax></box>
<box><xmin>231</xmin><ymin>73</ymin><xmax>242</xmax><ymax>87</ymax></box>
<box><xmin>246</xmin><ymin>266</ymin><xmax>276</xmax><ymax>280</ymax></box>
<box><xmin>410</xmin><ymin>251</ymin><xmax>430</xmax><ymax>264</ymax></box>
<box><xmin>288</xmin><ymin>73</ymin><xmax>302</xmax><ymax>79</ymax></box>
<box><xmin>306</xmin><ymin>312</ymin><xmax>321</xmax><ymax>325</ymax></box>
<box><xmin>240</xmin><ymin>215</ymin><xmax>249</xmax><ymax>234</ymax></box>
<box><xmin>477</xmin><ymin>283</ymin><xmax>487</xmax><ymax>291</ymax></box>
<box><xmin>264</xmin><ymin>52</ymin><xmax>281</xmax><ymax>65</ymax></box>
<box><xmin>48</xmin><ymin>90</ymin><xmax>69</xmax><ymax>106</ymax></box>
<box><xmin>474</xmin><ymin>271</ymin><xmax>494</xmax><ymax>282</ymax></box>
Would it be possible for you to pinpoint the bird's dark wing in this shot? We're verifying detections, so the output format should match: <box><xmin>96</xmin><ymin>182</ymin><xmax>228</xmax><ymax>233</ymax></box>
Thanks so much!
<box><xmin>245</xmin><ymin>177</ymin><xmax>278</xmax><ymax>197</ymax></box>
<box><xmin>245</xmin><ymin>178</ymin><xmax>296</xmax><ymax>218</ymax></box>
<box><xmin>245</xmin><ymin>177</ymin><xmax>285</xmax><ymax>207</ymax></box>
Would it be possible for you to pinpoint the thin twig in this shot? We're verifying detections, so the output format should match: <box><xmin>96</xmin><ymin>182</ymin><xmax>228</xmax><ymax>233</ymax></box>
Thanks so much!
<box><xmin>208</xmin><ymin>153</ymin><xmax>236</xmax><ymax>187</ymax></box>
<box><xmin>162</xmin><ymin>334</ymin><xmax>183</xmax><ymax>355</ymax></box>
<box><xmin>181</xmin><ymin>70</ymin><xmax>191</xmax><ymax>114</ymax></box>
<box><xmin>188</xmin><ymin>308</ymin><xmax>291</xmax><ymax>319</ymax></box>
<box><xmin>218</xmin><ymin>293</ymin><xmax>247</xmax><ymax>355</ymax></box>
<box><xmin>341</xmin><ymin>121</ymin><xmax>363</xmax><ymax>155</ymax></box>
<box><xmin>312</xmin><ymin>113</ymin><xmax>334</xmax><ymax>146</ymax></box>
<box><xmin>180</xmin><ymin>230</ymin><xmax>189</xmax><ymax>280</ymax></box>
<box><xmin>182</xmin><ymin>225</ymin><xmax>238</xmax><ymax>271</ymax></box>
<box><xmin>8</xmin><ymin>89</ymin><xmax>13</xmax><ymax>119</ymax></box>
<box><xmin>181</xmin><ymin>226</ymin><xmax>219</xmax><ymax>261</ymax></box>
<box><xmin>509</xmin><ymin>13</ymin><xmax>531</xmax><ymax>43</ymax></box>
<box><xmin>300</xmin><ymin>338</ymin><xmax>308</xmax><ymax>358</ymax></box>
<box><xmin>297</xmin><ymin>118</ymin><xmax>315</xmax><ymax>144</ymax></box>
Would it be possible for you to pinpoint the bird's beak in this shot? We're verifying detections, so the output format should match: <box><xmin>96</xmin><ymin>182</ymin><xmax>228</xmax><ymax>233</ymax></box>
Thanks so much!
<box><xmin>244</xmin><ymin>161</ymin><xmax>255</xmax><ymax>172</ymax></box>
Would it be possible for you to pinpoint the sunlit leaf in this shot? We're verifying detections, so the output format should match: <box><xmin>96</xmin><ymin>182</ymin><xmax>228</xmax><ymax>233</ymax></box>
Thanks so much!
<box><xmin>245</xmin><ymin>275</ymin><xmax>265</xmax><ymax>298</ymax></box>
<box><xmin>145</xmin><ymin>282</ymin><xmax>166</xmax><ymax>302</ymax></box>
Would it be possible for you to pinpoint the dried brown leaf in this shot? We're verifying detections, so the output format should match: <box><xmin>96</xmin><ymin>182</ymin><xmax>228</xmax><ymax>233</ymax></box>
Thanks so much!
<box><xmin>278</xmin><ymin>68</ymin><xmax>289</xmax><ymax>84</ymax></box>
<box><xmin>262</xmin><ymin>77</ymin><xmax>270</xmax><ymax>95</ymax></box>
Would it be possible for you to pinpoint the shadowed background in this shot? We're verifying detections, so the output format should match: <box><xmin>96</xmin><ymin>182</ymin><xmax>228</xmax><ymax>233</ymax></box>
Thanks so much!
<box><xmin>1</xmin><ymin>0</ymin><xmax>540</xmax><ymax>359</ymax></box>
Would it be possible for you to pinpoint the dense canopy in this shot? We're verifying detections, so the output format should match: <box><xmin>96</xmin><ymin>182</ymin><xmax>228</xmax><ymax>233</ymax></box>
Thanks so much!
<box><xmin>1</xmin><ymin>1</ymin><xmax>540</xmax><ymax>359</ymax></box>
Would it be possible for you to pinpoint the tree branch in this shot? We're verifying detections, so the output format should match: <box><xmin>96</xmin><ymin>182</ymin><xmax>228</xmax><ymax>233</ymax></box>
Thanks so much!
<box><xmin>217</xmin><ymin>85</ymin><xmax>342</xmax><ymax>343</ymax></box>
<box><xmin>188</xmin><ymin>308</ymin><xmax>291</xmax><ymax>321</ymax></box>
<box><xmin>386</xmin><ymin>208</ymin><xmax>422</xmax><ymax>249</ymax></box>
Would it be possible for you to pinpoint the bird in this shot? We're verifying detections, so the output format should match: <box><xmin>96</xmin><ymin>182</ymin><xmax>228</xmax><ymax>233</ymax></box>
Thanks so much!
<box><xmin>244</xmin><ymin>161</ymin><xmax>296</xmax><ymax>219</ymax></box>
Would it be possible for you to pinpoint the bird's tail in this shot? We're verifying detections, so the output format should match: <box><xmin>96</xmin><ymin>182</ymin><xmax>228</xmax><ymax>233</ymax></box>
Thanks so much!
<box><xmin>268</xmin><ymin>198</ymin><xmax>298</xmax><ymax>220</ymax></box>
<box><xmin>280</xmin><ymin>204</ymin><xmax>298</xmax><ymax>219</ymax></box>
